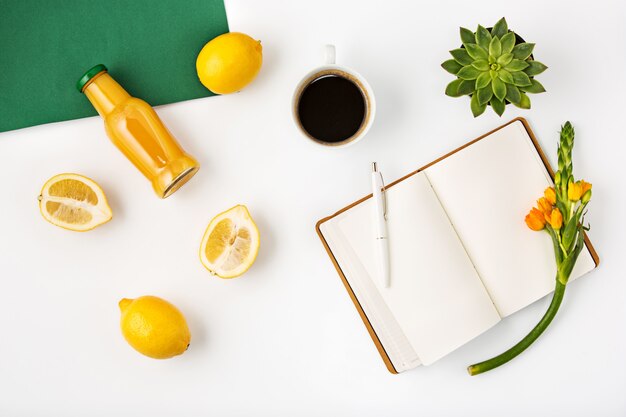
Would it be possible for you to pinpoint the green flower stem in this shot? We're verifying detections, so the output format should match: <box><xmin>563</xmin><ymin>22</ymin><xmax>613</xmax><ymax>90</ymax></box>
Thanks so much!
<box><xmin>467</xmin><ymin>279</ymin><xmax>566</xmax><ymax>376</ymax></box>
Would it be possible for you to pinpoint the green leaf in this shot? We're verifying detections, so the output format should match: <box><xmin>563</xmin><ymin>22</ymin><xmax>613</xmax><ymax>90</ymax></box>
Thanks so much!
<box><xmin>475</xmin><ymin>71</ymin><xmax>491</xmax><ymax>89</ymax></box>
<box><xmin>476</xmin><ymin>25</ymin><xmax>492</xmax><ymax>50</ymax></box>
<box><xmin>492</xmin><ymin>76</ymin><xmax>507</xmax><ymax>100</ymax></box>
<box><xmin>458</xmin><ymin>80</ymin><xmax>475</xmax><ymax>95</ymax></box>
<box><xmin>521</xmin><ymin>78</ymin><xmax>546</xmax><ymax>93</ymax></box>
<box><xmin>471</xmin><ymin>92</ymin><xmax>487</xmax><ymax>117</ymax></box>
<box><xmin>512</xmin><ymin>43</ymin><xmax>535</xmax><ymax>60</ymax></box>
<box><xmin>504</xmin><ymin>59</ymin><xmax>529</xmax><ymax>71</ymax></box>
<box><xmin>524</xmin><ymin>60</ymin><xmax>548</xmax><ymax>76</ymax></box>
<box><xmin>450</xmin><ymin>48</ymin><xmax>473</xmax><ymax>65</ymax></box>
<box><xmin>513</xmin><ymin>92</ymin><xmax>531</xmax><ymax>109</ymax></box>
<box><xmin>490</xmin><ymin>69</ymin><xmax>498</xmax><ymax>79</ymax></box>
<box><xmin>497</xmin><ymin>52</ymin><xmax>513</xmax><ymax>66</ymax></box>
<box><xmin>561</xmin><ymin>217</ymin><xmax>579</xmax><ymax>252</ymax></box>
<box><xmin>471</xmin><ymin>59</ymin><xmax>490</xmax><ymax>71</ymax></box>
<box><xmin>512</xmin><ymin>71</ymin><xmax>532</xmax><ymax>87</ymax></box>
<box><xmin>477</xmin><ymin>85</ymin><xmax>493</xmax><ymax>105</ymax></box>
<box><xmin>491</xmin><ymin>17</ymin><xmax>508</xmax><ymax>38</ymax></box>
<box><xmin>457</xmin><ymin>65</ymin><xmax>482</xmax><ymax>80</ymax></box>
<box><xmin>441</xmin><ymin>59</ymin><xmax>463</xmax><ymax>74</ymax></box>
<box><xmin>460</xmin><ymin>27</ymin><xmax>475</xmax><ymax>44</ymax></box>
<box><xmin>505</xmin><ymin>84</ymin><xmax>521</xmax><ymax>104</ymax></box>
<box><xmin>465</xmin><ymin>43</ymin><xmax>488</xmax><ymax>60</ymax></box>
<box><xmin>498</xmin><ymin>69</ymin><xmax>514</xmax><ymax>84</ymax></box>
<box><xmin>489</xmin><ymin>37</ymin><xmax>502</xmax><ymax>57</ymax></box>
<box><xmin>445</xmin><ymin>79</ymin><xmax>464</xmax><ymax>97</ymax></box>
<box><xmin>490</xmin><ymin>97</ymin><xmax>506</xmax><ymax>116</ymax></box>
<box><xmin>500</xmin><ymin>32</ymin><xmax>516</xmax><ymax>54</ymax></box>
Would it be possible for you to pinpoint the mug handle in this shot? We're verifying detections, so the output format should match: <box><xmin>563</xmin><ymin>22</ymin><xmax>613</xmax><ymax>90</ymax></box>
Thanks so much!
<box><xmin>325</xmin><ymin>44</ymin><xmax>336</xmax><ymax>65</ymax></box>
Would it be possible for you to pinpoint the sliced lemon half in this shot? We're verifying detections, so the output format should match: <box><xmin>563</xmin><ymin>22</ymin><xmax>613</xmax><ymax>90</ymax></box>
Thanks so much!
<box><xmin>38</xmin><ymin>173</ymin><xmax>112</xmax><ymax>232</ymax></box>
<box><xmin>199</xmin><ymin>205</ymin><xmax>260</xmax><ymax>278</ymax></box>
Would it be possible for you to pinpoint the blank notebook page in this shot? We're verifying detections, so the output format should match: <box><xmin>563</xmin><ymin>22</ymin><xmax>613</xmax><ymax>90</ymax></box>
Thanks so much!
<box><xmin>335</xmin><ymin>172</ymin><xmax>500</xmax><ymax>365</ymax></box>
<box><xmin>425</xmin><ymin>121</ymin><xmax>596</xmax><ymax>317</ymax></box>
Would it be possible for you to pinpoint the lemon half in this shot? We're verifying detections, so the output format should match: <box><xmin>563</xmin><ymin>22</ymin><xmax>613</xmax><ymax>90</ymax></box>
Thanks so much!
<box><xmin>38</xmin><ymin>173</ymin><xmax>112</xmax><ymax>232</ymax></box>
<box><xmin>199</xmin><ymin>205</ymin><xmax>260</xmax><ymax>278</ymax></box>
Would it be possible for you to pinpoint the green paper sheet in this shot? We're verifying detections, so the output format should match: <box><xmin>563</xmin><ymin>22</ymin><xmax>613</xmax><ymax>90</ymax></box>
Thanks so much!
<box><xmin>0</xmin><ymin>0</ymin><xmax>229</xmax><ymax>133</ymax></box>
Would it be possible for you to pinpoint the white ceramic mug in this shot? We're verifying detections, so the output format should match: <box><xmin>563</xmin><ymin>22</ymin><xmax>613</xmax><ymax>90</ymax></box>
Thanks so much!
<box><xmin>292</xmin><ymin>45</ymin><xmax>376</xmax><ymax>148</ymax></box>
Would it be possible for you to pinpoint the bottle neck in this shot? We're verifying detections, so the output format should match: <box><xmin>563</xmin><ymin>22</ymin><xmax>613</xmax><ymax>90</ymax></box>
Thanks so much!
<box><xmin>83</xmin><ymin>72</ymin><xmax>131</xmax><ymax>116</ymax></box>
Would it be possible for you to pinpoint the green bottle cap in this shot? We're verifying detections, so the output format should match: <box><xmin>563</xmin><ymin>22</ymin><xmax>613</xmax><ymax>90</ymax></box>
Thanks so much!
<box><xmin>76</xmin><ymin>64</ymin><xmax>108</xmax><ymax>93</ymax></box>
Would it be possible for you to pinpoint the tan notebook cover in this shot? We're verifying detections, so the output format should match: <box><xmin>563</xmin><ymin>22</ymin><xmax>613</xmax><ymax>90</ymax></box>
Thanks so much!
<box><xmin>315</xmin><ymin>118</ymin><xmax>600</xmax><ymax>374</ymax></box>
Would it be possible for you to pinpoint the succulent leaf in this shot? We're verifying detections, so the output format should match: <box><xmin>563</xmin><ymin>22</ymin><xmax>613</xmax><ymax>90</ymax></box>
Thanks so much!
<box><xmin>505</xmin><ymin>59</ymin><xmax>529</xmax><ymax>71</ymax></box>
<box><xmin>457</xmin><ymin>65</ymin><xmax>482</xmax><ymax>80</ymax></box>
<box><xmin>491</xmin><ymin>17</ymin><xmax>508</xmax><ymax>38</ymax></box>
<box><xmin>442</xmin><ymin>59</ymin><xmax>463</xmax><ymax>74</ymax></box>
<box><xmin>472</xmin><ymin>59</ymin><xmax>490</xmax><ymax>71</ymax></box>
<box><xmin>460</xmin><ymin>27</ymin><xmax>476</xmax><ymax>44</ymax></box>
<box><xmin>521</xmin><ymin>78</ymin><xmax>546</xmax><ymax>94</ymax></box>
<box><xmin>476</xmin><ymin>25</ymin><xmax>492</xmax><ymax>50</ymax></box>
<box><xmin>476</xmin><ymin>71</ymin><xmax>492</xmax><ymax>89</ymax></box>
<box><xmin>458</xmin><ymin>80</ymin><xmax>476</xmax><ymax>96</ymax></box>
<box><xmin>500</xmin><ymin>32</ymin><xmax>516</xmax><ymax>54</ymax></box>
<box><xmin>490</xmin><ymin>69</ymin><xmax>498</xmax><ymax>79</ymax></box>
<box><xmin>450</xmin><ymin>48</ymin><xmax>473</xmax><ymax>65</ymax></box>
<box><xmin>490</xmin><ymin>97</ymin><xmax>506</xmax><ymax>116</ymax></box>
<box><xmin>477</xmin><ymin>85</ymin><xmax>493</xmax><ymax>105</ymax></box>
<box><xmin>445</xmin><ymin>79</ymin><xmax>464</xmax><ymax>97</ymax></box>
<box><xmin>496</xmin><ymin>53</ymin><xmax>513</xmax><ymax>66</ymax></box>
<box><xmin>492</xmin><ymin>77</ymin><xmax>507</xmax><ymax>101</ymax></box>
<box><xmin>458</xmin><ymin>80</ymin><xmax>476</xmax><ymax>95</ymax></box>
<box><xmin>514</xmin><ymin>92</ymin><xmax>531</xmax><ymax>109</ymax></box>
<box><xmin>512</xmin><ymin>43</ymin><xmax>535</xmax><ymax>60</ymax></box>
<box><xmin>489</xmin><ymin>37</ymin><xmax>502</xmax><ymax>58</ymax></box>
<box><xmin>512</xmin><ymin>71</ymin><xmax>532</xmax><ymax>87</ymax></box>
<box><xmin>505</xmin><ymin>84</ymin><xmax>522</xmax><ymax>104</ymax></box>
<box><xmin>471</xmin><ymin>93</ymin><xmax>487</xmax><ymax>117</ymax></box>
<box><xmin>465</xmin><ymin>43</ymin><xmax>488</xmax><ymax>60</ymax></box>
<box><xmin>498</xmin><ymin>69</ymin><xmax>514</xmax><ymax>84</ymax></box>
<box><xmin>524</xmin><ymin>60</ymin><xmax>548</xmax><ymax>76</ymax></box>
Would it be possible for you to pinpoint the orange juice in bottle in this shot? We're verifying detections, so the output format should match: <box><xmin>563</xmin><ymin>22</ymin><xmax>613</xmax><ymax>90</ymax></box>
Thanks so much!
<box><xmin>77</xmin><ymin>64</ymin><xmax>199</xmax><ymax>198</ymax></box>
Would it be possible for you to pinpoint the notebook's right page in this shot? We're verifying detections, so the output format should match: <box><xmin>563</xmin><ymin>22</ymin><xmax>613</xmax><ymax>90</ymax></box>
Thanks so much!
<box><xmin>425</xmin><ymin>121</ymin><xmax>596</xmax><ymax>317</ymax></box>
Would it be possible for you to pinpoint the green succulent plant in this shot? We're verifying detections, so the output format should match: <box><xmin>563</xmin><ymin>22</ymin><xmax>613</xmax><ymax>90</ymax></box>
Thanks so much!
<box><xmin>442</xmin><ymin>17</ymin><xmax>548</xmax><ymax>117</ymax></box>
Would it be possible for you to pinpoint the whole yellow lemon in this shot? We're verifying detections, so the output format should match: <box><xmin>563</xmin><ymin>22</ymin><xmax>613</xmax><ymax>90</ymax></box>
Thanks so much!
<box><xmin>196</xmin><ymin>32</ymin><xmax>263</xmax><ymax>94</ymax></box>
<box><xmin>119</xmin><ymin>296</ymin><xmax>191</xmax><ymax>359</ymax></box>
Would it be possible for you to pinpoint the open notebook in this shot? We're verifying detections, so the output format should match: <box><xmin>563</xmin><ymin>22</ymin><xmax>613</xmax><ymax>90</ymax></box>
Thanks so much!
<box><xmin>316</xmin><ymin>118</ymin><xmax>599</xmax><ymax>373</ymax></box>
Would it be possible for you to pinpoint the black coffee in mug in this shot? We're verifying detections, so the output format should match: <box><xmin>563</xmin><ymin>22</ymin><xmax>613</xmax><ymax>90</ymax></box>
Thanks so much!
<box><xmin>295</xmin><ymin>70</ymin><xmax>370</xmax><ymax>145</ymax></box>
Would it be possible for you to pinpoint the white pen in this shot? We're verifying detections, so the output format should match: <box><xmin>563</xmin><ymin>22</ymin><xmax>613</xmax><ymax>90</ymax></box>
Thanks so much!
<box><xmin>371</xmin><ymin>162</ymin><xmax>390</xmax><ymax>288</ymax></box>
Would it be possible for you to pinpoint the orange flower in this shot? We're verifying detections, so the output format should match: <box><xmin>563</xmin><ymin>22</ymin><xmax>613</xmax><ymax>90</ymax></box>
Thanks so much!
<box><xmin>580</xmin><ymin>180</ymin><xmax>592</xmax><ymax>195</ymax></box>
<box><xmin>544</xmin><ymin>187</ymin><xmax>556</xmax><ymax>205</ymax></box>
<box><xmin>547</xmin><ymin>208</ymin><xmax>563</xmax><ymax>230</ymax></box>
<box><xmin>568</xmin><ymin>181</ymin><xmax>583</xmax><ymax>201</ymax></box>
<box><xmin>525</xmin><ymin>207</ymin><xmax>546</xmax><ymax>231</ymax></box>
<box><xmin>537</xmin><ymin>197</ymin><xmax>553</xmax><ymax>214</ymax></box>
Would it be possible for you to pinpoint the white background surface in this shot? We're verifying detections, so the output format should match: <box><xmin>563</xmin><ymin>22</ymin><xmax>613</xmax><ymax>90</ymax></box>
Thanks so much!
<box><xmin>1</xmin><ymin>0</ymin><xmax>624</xmax><ymax>415</ymax></box>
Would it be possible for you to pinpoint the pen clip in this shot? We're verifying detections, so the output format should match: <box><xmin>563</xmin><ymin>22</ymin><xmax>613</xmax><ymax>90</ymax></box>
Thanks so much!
<box><xmin>372</xmin><ymin>162</ymin><xmax>388</xmax><ymax>220</ymax></box>
<box><xmin>380</xmin><ymin>171</ymin><xmax>388</xmax><ymax>220</ymax></box>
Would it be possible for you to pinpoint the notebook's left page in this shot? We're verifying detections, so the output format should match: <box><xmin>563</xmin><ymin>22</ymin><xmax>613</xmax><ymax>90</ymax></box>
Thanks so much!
<box><xmin>320</xmin><ymin>171</ymin><xmax>501</xmax><ymax>367</ymax></box>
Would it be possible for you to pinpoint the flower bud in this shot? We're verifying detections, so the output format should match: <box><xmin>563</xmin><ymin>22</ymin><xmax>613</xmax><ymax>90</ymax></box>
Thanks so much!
<box><xmin>549</xmin><ymin>208</ymin><xmax>563</xmax><ymax>230</ymax></box>
<box><xmin>580</xmin><ymin>180</ymin><xmax>592</xmax><ymax>195</ymax></box>
<box><xmin>525</xmin><ymin>207</ymin><xmax>546</xmax><ymax>231</ymax></box>
<box><xmin>568</xmin><ymin>181</ymin><xmax>583</xmax><ymax>201</ymax></box>
<box><xmin>544</xmin><ymin>187</ymin><xmax>556</xmax><ymax>205</ymax></box>
<box><xmin>582</xmin><ymin>189</ymin><xmax>592</xmax><ymax>204</ymax></box>
<box><xmin>537</xmin><ymin>197</ymin><xmax>552</xmax><ymax>214</ymax></box>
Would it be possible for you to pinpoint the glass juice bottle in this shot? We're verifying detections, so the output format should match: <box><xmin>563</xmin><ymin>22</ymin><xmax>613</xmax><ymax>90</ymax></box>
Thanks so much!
<box><xmin>77</xmin><ymin>64</ymin><xmax>199</xmax><ymax>198</ymax></box>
